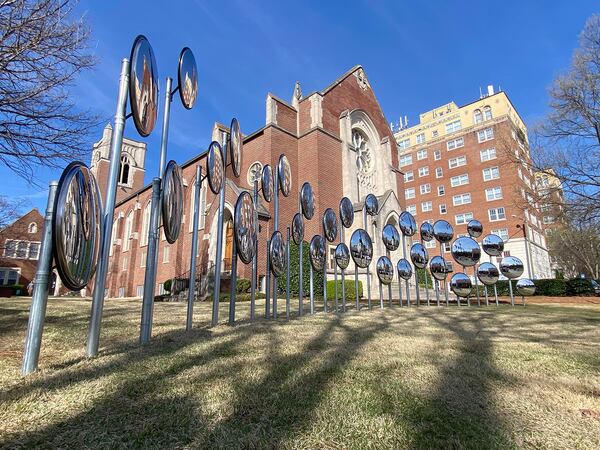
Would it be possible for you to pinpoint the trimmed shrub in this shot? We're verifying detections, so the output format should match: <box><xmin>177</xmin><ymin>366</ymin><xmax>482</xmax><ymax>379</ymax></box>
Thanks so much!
<box><xmin>237</xmin><ymin>277</ymin><xmax>251</xmax><ymax>294</ymax></box>
<box><xmin>219</xmin><ymin>292</ymin><xmax>266</xmax><ymax>302</ymax></box>
<box><xmin>326</xmin><ymin>279</ymin><xmax>363</xmax><ymax>299</ymax></box>
<box><xmin>277</xmin><ymin>240</ymin><xmax>324</xmax><ymax>297</ymax></box>
<box><xmin>416</xmin><ymin>268</ymin><xmax>433</xmax><ymax>287</ymax></box>
<box><xmin>163</xmin><ymin>279</ymin><xmax>172</xmax><ymax>293</ymax></box>
<box><xmin>566</xmin><ymin>278</ymin><xmax>596</xmax><ymax>296</ymax></box>
<box><xmin>533</xmin><ymin>279</ymin><xmax>567</xmax><ymax>296</ymax></box>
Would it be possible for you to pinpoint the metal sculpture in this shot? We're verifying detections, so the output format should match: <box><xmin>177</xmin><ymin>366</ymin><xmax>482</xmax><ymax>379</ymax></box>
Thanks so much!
<box><xmin>322</xmin><ymin>208</ymin><xmax>338</xmax><ymax>312</ymax></box>
<box><xmin>337</xmin><ymin>197</ymin><xmax>354</xmax><ymax>312</ymax></box>
<box><xmin>516</xmin><ymin>278</ymin><xmax>536</xmax><ymax>305</ymax></box>
<box><xmin>376</xmin><ymin>256</ymin><xmax>394</xmax><ymax>308</ymax></box>
<box><xmin>450</xmin><ymin>272</ymin><xmax>473</xmax><ymax>298</ymax></box>
<box><xmin>297</xmin><ymin>182</ymin><xmax>315</xmax><ymax>316</ymax></box>
<box><xmin>382</xmin><ymin>223</ymin><xmax>400</xmax><ymax>307</ymax></box>
<box><xmin>429</xmin><ymin>255</ymin><xmax>447</xmax><ymax>307</ymax></box>
<box><xmin>362</xmin><ymin>193</ymin><xmax>379</xmax><ymax>309</ymax></box>
<box><xmin>396</xmin><ymin>259</ymin><xmax>412</xmax><ymax>305</ymax></box>
<box><xmin>410</xmin><ymin>242</ymin><xmax>429</xmax><ymax>306</ymax></box>
<box><xmin>419</xmin><ymin>222</ymin><xmax>434</xmax><ymax>306</ymax></box>
<box><xmin>477</xmin><ymin>262</ymin><xmax>500</xmax><ymax>306</ymax></box>
<box><xmin>482</xmin><ymin>233</ymin><xmax>504</xmax><ymax>305</ymax></box>
<box><xmin>450</xmin><ymin>236</ymin><xmax>481</xmax><ymax>306</ymax></box>
<box><xmin>399</xmin><ymin>211</ymin><xmax>417</xmax><ymax>306</ymax></box>
<box><xmin>350</xmin><ymin>228</ymin><xmax>373</xmax><ymax>311</ymax></box>
<box><xmin>500</xmin><ymin>256</ymin><xmax>524</xmax><ymax>306</ymax></box>
<box><xmin>433</xmin><ymin>220</ymin><xmax>454</xmax><ymax>306</ymax></box>
<box><xmin>309</xmin><ymin>235</ymin><xmax>326</xmax><ymax>314</ymax></box>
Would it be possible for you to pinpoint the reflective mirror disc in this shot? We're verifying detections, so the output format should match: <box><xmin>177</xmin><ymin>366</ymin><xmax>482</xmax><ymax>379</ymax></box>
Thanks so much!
<box><xmin>516</xmin><ymin>278</ymin><xmax>536</xmax><ymax>296</ymax></box>
<box><xmin>450</xmin><ymin>236</ymin><xmax>481</xmax><ymax>267</ymax></box>
<box><xmin>350</xmin><ymin>229</ymin><xmax>373</xmax><ymax>269</ymax></box>
<box><xmin>365</xmin><ymin>193</ymin><xmax>379</xmax><ymax>216</ymax></box>
<box><xmin>230</xmin><ymin>118</ymin><xmax>242</xmax><ymax>178</ymax></box>
<box><xmin>467</xmin><ymin>219</ymin><xmax>483</xmax><ymax>238</ymax></box>
<box><xmin>300</xmin><ymin>182</ymin><xmax>315</xmax><ymax>219</ymax></box>
<box><xmin>177</xmin><ymin>47</ymin><xmax>198</xmax><ymax>109</ymax></box>
<box><xmin>482</xmin><ymin>234</ymin><xmax>504</xmax><ymax>257</ymax></box>
<box><xmin>429</xmin><ymin>256</ymin><xmax>448</xmax><ymax>281</ymax></box>
<box><xmin>234</xmin><ymin>191</ymin><xmax>256</xmax><ymax>264</ymax></box>
<box><xmin>399</xmin><ymin>211</ymin><xmax>417</xmax><ymax>236</ymax></box>
<box><xmin>269</xmin><ymin>231</ymin><xmax>285</xmax><ymax>276</ymax></box>
<box><xmin>323</xmin><ymin>208</ymin><xmax>338</xmax><ymax>242</ymax></box>
<box><xmin>376</xmin><ymin>256</ymin><xmax>394</xmax><ymax>285</ymax></box>
<box><xmin>162</xmin><ymin>160</ymin><xmax>184</xmax><ymax>244</ymax></box>
<box><xmin>206</xmin><ymin>141</ymin><xmax>224</xmax><ymax>195</ymax></box>
<box><xmin>450</xmin><ymin>273</ymin><xmax>472</xmax><ymax>297</ymax></box>
<box><xmin>382</xmin><ymin>224</ymin><xmax>400</xmax><ymax>251</ymax></box>
<box><xmin>129</xmin><ymin>35</ymin><xmax>159</xmax><ymax>137</ymax></box>
<box><xmin>339</xmin><ymin>196</ymin><xmax>354</xmax><ymax>228</ymax></box>
<box><xmin>420</xmin><ymin>222</ymin><xmax>435</xmax><ymax>242</ymax></box>
<box><xmin>335</xmin><ymin>243</ymin><xmax>350</xmax><ymax>269</ymax></box>
<box><xmin>396</xmin><ymin>259</ymin><xmax>413</xmax><ymax>280</ymax></box>
<box><xmin>410</xmin><ymin>243</ymin><xmax>429</xmax><ymax>269</ymax></box>
<box><xmin>477</xmin><ymin>262</ymin><xmax>499</xmax><ymax>286</ymax></box>
<box><xmin>292</xmin><ymin>213</ymin><xmax>304</xmax><ymax>245</ymax></box>
<box><xmin>433</xmin><ymin>220</ymin><xmax>454</xmax><ymax>243</ymax></box>
<box><xmin>52</xmin><ymin>162</ymin><xmax>102</xmax><ymax>291</ymax></box>
<box><xmin>309</xmin><ymin>235</ymin><xmax>326</xmax><ymax>272</ymax></box>
<box><xmin>261</xmin><ymin>164</ymin><xmax>273</xmax><ymax>203</ymax></box>
<box><xmin>500</xmin><ymin>256</ymin><xmax>524</xmax><ymax>279</ymax></box>
<box><xmin>278</xmin><ymin>154</ymin><xmax>291</xmax><ymax>197</ymax></box>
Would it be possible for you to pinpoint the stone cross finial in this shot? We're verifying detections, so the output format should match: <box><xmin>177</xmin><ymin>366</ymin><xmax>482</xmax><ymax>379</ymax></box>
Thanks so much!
<box><xmin>292</xmin><ymin>81</ymin><xmax>302</xmax><ymax>109</ymax></box>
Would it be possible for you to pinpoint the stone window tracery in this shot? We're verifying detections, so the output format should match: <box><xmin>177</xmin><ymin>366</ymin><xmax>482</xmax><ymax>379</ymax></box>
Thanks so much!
<box><xmin>352</xmin><ymin>129</ymin><xmax>375</xmax><ymax>188</ymax></box>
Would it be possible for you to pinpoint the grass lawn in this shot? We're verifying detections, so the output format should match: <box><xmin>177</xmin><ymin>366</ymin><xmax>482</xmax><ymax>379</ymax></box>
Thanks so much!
<box><xmin>1</xmin><ymin>297</ymin><xmax>599</xmax><ymax>449</ymax></box>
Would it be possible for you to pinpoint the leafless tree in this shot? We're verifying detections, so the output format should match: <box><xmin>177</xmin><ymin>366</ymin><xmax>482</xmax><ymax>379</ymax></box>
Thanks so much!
<box><xmin>547</xmin><ymin>222</ymin><xmax>600</xmax><ymax>279</ymax></box>
<box><xmin>0</xmin><ymin>0</ymin><xmax>97</xmax><ymax>182</ymax></box>
<box><xmin>0</xmin><ymin>195</ymin><xmax>26</xmax><ymax>230</ymax></box>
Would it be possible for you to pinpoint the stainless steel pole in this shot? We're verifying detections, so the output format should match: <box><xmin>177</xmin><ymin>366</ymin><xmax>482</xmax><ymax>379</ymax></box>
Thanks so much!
<box><xmin>509</xmin><ymin>279</ymin><xmax>515</xmax><ymax>306</ymax></box>
<box><xmin>484</xmin><ymin>285</ymin><xmax>489</xmax><ymax>306</ymax></box>
<box><xmin>298</xmin><ymin>193</ymin><xmax>303</xmax><ymax>317</ymax></box>
<box><xmin>434</xmin><ymin>280</ymin><xmax>440</xmax><ymax>306</ymax></box>
<box><xmin>228</xmin><ymin>230</ymin><xmax>237</xmax><ymax>325</ymax></box>
<box><xmin>250</xmin><ymin>181</ymin><xmax>259</xmax><ymax>322</ymax></box>
<box><xmin>355</xmin><ymin>266</ymin><xmax>360</xmax><ymax>311</ymax></box>
<box><xmin>363</xmin><ymin>207</ymin><xmax>372</xmax><ymax>310</ymax></box>
<box><xmin>401</xmin><ymin>234</ymin><xmax>410</xmax><ymax>307</ymax></box>
<box><xmin>440</xmin><ymin>244</ymin><xmax>449</xmax><ymax>306</ymax></box>
<box><xmin>140</xmin><ymin>77</ymin><xmax>173</xmax><ymax>344</ymax></box>
<box><xmin>265</xmin><ymin>238</ymin><xmax>270</xmax><ymax>319</ymax></box>
<box><xmin>212</xmin><ymin>133</ymin><xmax>229</xmax><ymax>326</ymax></box>
<box><xmin>474</xmin><ymin>269</ymin><xmax>481</xmax><ymax>306</ymax></box>
<box><xmin>322</xmin><ymin>218</ymin><xmax>327</xmax><ymax>314</ymax></box>
<box><xmin>87</xmin><ymin>58</ymin><xmax>130</xmax><ymax>357</ymax></box>
<box><xmin>378</xmin><ymin>281</ymin><xmax>384</xmax><ymax>309</ymax></box>
<box><xmin>186</xmin><ymin>165</ymin><xmax>202</xmax><ymax>331</ymax></box>
<box><xmin>22</xmin><ymin>181</ymin><xmax>58</xmax><ymax>374</ymax></box>
<box><xmin>334</xmin><ymin>264</ymin><xmax>338</xmax><ymax>312</ymax></box>
<box><xmin>414</xmin><ymin>270</ymin><xmax>420</xmax><ymax>306</ymax></box>
<box><xmin>286</xmin><ymin>227</ymin><xmax>290</xmax><ymax>320</ymax></box>
<box><xmin>272</xmin><ymin>168</ymin><xmax>279</xmax><ymax>319</ymax></box>
<box><xmin>310</xmin><ymin>265</ymin><xmax>314</xmax><ymax>314</ymax></box>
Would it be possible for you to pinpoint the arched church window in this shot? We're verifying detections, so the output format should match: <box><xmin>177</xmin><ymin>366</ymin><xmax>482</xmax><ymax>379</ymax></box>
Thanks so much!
<box><xmin>352</xmin><ymin>129</ymin><xmax>374</xmax><ymax>176</ymax></box>
<box><xmin>473</xmin><ymin>109</ymin><xmax>483</xmax><ymax>124</ymax></box>
<box><xmin>140</xmin><ymin>201</ymin><xmax>151</xmax><ymax>246</ymax></box>
<box><xmin>123</xmin><ymin>210</ymin><xmax>133</xmax><ymax>251</ymax></box>
<box><xmin>247</xmin><ymin>161</ymin><xmax>263</xmax><ymax>186</ymax></box>
<box><xmin>119</xmin><ymin>155</ymin><xmax>131</xmax><ymax>185</ymax></box>
<box><xmin>28</xmin><ymin>222</ymin><xmax>37</xmax><ymax>233</ymax></box>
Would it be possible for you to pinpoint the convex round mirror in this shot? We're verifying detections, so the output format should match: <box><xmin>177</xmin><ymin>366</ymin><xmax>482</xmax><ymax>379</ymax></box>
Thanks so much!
<box><xmin>382</xmin><ymin>224</ymin><xmax>400</xmax><ymax>251</ymax></box>
<box><xmin>467</xmin><ymin>219</ymin><xmax>483</xmax><ymax>238</ymax></box>
<box><xmin>450</xmin><ymin>273</ymin><xmax>472</xmax><ymax>297</ymax></box>
<box><xmin>261</xmin><ymin>164</ymin><xmax>273</xmax><ymax>203</ymax></box>
<box><xmin>300</xmin><ymin>182</ymin><xmax>315</xmax><ymax>220</ymax></box>
<box><xmin>206</xmin><ymin>141</ymin><xmax>224</xmax><ymax>195</ymax></box>
<box><xmin>350</xmin><ymin>229</ymin><xmax>373</xmax><ymax>269</ymax></box>
<box><xmin>399</xmin><ymin>211</ymin><xmax>417</xmax><ymax>236</ymax></box>
<box><xmin>323</xmin><ymin>208</ymin><xmax>338</xmax><ymax>242</ymax></box>
<box><xmin>162</xmin><ymin>160</ymin><xmax>184</xmax><ymax>244</ymax></box>
<box><xmin>376</xmin><ymin>256</ymin><xmax>394</xmax><ymax>285</ymax></box>
<box><xmin>477</xmin><ymin>262</ymin><xmax>499</xmax><ymax>286</ymax></box>
<box><xmin>335</xmin><ymin>243</ymin><xmax>350</xmax><ymax>269</ymax></box>
<box><xmin>234</xmin><ymin>192</ymin><xmax>256</xmax><ymax>264</ymax></box>
<box><xmin>500</xmin><ymin>256</ymin><xmax>524</xmax><ymax>279</ymax></box>
<box><xmin>339</xmin><ymin>197</ymin><xmax>354</xmax><ymax>228</ymax></box>
<box><xmin>433</xmin><ymin>220</ymin><xmax>454</xmax><ymax>243</ymax></box>
<box><xmin>292</xmin><ymin>213</ymin><xmax>304</xmax><ymax>245</ymax></box>
<box><xmin>269</xmin><ymin>231</ymin><xmax>285</xmax><ymax>276</ymax></box>
<box><xmin>309</xmin><ymin>235</ymin><xmax>326</xmax><ymax>272</ymax></box>
<box><xmin>396</xmin><ymin>259</ymin><xmax>413</xmax><ymax>280</ymax></box>
<box><xmin>177</xmin><ymin>47</ymin><xmax>198</xmax><ymax>109</ymax></box>
<box><xmin>429</xmin><ymin>256</ymin><xmax>448</xmax><ymax>281</ymax></box>
<box><xmin>420</xmin><ymin>222</ymin><xmax>435</xmax><ymax>242</ymax></box>
<box><xmin>129</xmin><ymin>35</ymin><xmax>159</xmax><ymax>137</ymax></box>
<box><xmin>278</xmin><ymin>154</ymin><xmax>291</xmax><ymax>197</ymax></box>
<box><xmin>229</xmin><ymin>118</ymin><xmax>242</xmax><ymax>178</ymax></box>
<box><xmin>52</xmin><ymin>162</ymin><xmax>102</xmax><ymax>291</ymax></box>
<box><xmin>410</xmin><ymin>243</ymin><xmax>429</xmax><ymax>269</ymax></box>
<box><xmin>451</xmin><ymin>236</ymin><xmax>481</xmax><ymax>267</ymax></box>
<box><xmin>365</xmin><ymin>193</ymin><xmax>379</xmax><ymax>216</ymax></box>
<box><xmin>517</xmin><ymin>278</ymin><xmax>536</xmax><ymax>296</ymax></box>
<box><xmin>482</xmin><ymin>234</ymin><xmax>504</xmax><ymax>256</ymax></box>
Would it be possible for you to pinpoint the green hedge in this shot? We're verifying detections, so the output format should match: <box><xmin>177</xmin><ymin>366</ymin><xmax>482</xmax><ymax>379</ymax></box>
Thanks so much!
<box><xmin>326</xmin><ymin>279</ymin><xmax>363</xmax><ymax>299</ymax></box>
<box><xmin>468</xmin><ymin>278</ymin><xmax>596</xmax><ymax>297</ymax></box>
<box><xmin>416</xmin><ymin>268</ymin><xmax>433</xmax><ymax>287</ymax></box>
<box><xmin>566</xmin><ymin>278</ymin><xmax>596</xmax><ymax>296</ymax></box>
<box><xmin>237</xmin><ymin>277</ymin><xmax>251</xmax><ymax>294</ymax></box>
<box><xmin>277</xmin><ymin>240</ymin><xmax>324</xmax><ymax>296</ymax></box>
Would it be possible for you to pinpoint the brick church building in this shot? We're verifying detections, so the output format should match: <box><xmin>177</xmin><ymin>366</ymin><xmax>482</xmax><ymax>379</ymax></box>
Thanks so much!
<box><xmin>93</xmin><ymin>66</ymin><xmax>405</xmax><ymax>298</ymax></box>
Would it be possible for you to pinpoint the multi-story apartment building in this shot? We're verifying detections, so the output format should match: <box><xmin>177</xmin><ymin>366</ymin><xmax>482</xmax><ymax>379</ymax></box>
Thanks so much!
<box><xmin>394</xmin><ymin>88</ymin><xmax>552</xmax><ymax>279</ymax></box>
<box><xmin>534</xmin><ymin>169</ymin><xmax>565</xmax><ymax>233</ymax></box>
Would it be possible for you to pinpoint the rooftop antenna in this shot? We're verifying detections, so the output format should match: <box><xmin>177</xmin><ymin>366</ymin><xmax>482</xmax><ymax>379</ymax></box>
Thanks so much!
<box><xmin>479</xmin><ymin>86</ymin><xmax>483</xmax><ymax>99</ymax></box>
<box><xmin>404</xmin><ymin>115</ymin><xmax>408</xmax><ymax>128</ymax></box>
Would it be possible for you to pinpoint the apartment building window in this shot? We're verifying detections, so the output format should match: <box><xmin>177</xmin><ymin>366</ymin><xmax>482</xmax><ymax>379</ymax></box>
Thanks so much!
<box><xmin>543</xmin><ymin>216</ymin><xmax>555</xmax><ymax>224</ymax></box>
<box><xmin>447</xmin><ymin>137</ymin><xmax>464</xmax><ymax>150</ymax></box>
<box><xmin>439</xmin><ymin>204</ymin><xmax>447</xmax><ymax>214</ymax></box>
<box><xmin>407</xmin><ymin>205</ymin><xmax>417</xmax><ymax>215</ymax></box>
<box><xmin>445</xmin><ymin>120</ymin><xmax>461</xmax><ymax>134</ymax></box>
<box><xmin>398</xmin><ymin>138</ymin><xmax>410</xmax><ymax>150</ymax></box>
<box><xmin>163</xmin><ymin>245</ymin><xmax>170</xmax><ymax>263</ymax></box>
<box><xmin>474</xmin><ymin>109</ymin><xmax>483</xmax><ymax>124</ymax></box>
<box><xmin>0</xmin><ymin>268</ymin><xmax>20</xmax><ymax>286</ymax></box>
<box><xmin>421</xmin><ymin>201</ymin><xmax>433</xmax><ymax>212</ymax></box>
<box><xmin>136</xmin><ymin>285</ymin><xmax>144</xmax><ymax>297</ymax></box>
<box><xmin>453</xmin><ymin>193</ymin><xmax>471</xmax><ymax>206</ymax></box>
<box><xmin>416</xmin><ymin>133</ymin><xmax>425</xmax><ymax>144</ymax></box>
<box><xmin>455</xmin><ymin>212</ymin><xmax>473</xmax><ymax>225</ymax></box>
<box><xmin>432</xmin><ymin>130</ymin><xmax>439</xmax><ymax>138</ymax></box>
<box><xmin>437</xmin><ymin>185</ymin><xmax>445</xmax><ymax>196</ymax></box>
<box><xmin>443</xmin><ymin>243</ymin><xmax>452</xmax><ymax>253</ymax></box>
<box><xmin>491</xmin><ymin>228</ymin><xmax>509</xmax><ymax>241</ymax></box>
<box><xmin>118</xmin><ymin>287</ymin><xmax>125</xmax><ymax>298</ymax></box>
<box><xmin>425</xmin><ymin>240</ymin><xmax>436</xmax><ymax>249</ymax></box>
<box><xmin>3</xmin><ymin>240</ymin><xmax>41</xmax><ymax>260</ymax></box>
<box><xmin>418</xmin><ymin>166</ymin><xmax>429</xmax><ymax>177</ymax></box>
<box><xmin>420</xmin><ymin>183</ymin><xmax>431</xmax><ymax>194</ymax></box>
<box><xmin>488</xmin><ymin>207</ymin><xmax>506</xmax><ymax>221</ymax></box>
<box><xmin>477</xmin><ymin>127</ymin><xmax>494</xmax><ymax>143</ymax></box>
<box><xmin>403</xmin><ymin>171</ymin><xmax>414</xmax><ymax>182</ymax></box>
<box><xmin>480</xmin><ymin>147</ymin><xmax>497</xmax><ymax>162</ymax></box>
<box><xmin>448</xmin><ymin>155</ymin><xmax>466</xmax><ymax>169</ymax></box>
<box><xmin>434</xmin><ymin>150</ymin><xmax>441</xmax><ymax>160</ymax></box>
<box><xmin>417</xmin><ymin>149</ymin><xmax>427</xmax><ymax>160</ymax></box>
<box><xmin>483</xmin><ymin>166</ymin><xmax>500</xmax><ymax>181</ymax></box>
<box><xmin>140</xmin><ymin>250</ymin><xmax>147</xmax><ymax>268</ymax></box>
<box><xmin>435</xmin><ymin>167</ymin><xmax>443</xmax><ymax>178</ymax></box>
<box><xmin>399</xmin><ymin>154</ymin><xmax>413</xmax><ymax>167</ymax></box>
<box><xmin>485</xmin><ymin>187</ymin><xmax>503</xmax><ymax>201</ymax></box>
<box><xmin>28</xmin><ymin>243</ymin><xmax>40</xmax><ymax>260</ymax></box>
<box><xmin>450</xmin><ymin>174</ymin><xmax>469</xmax><ymax>187</ymax></box>
<box><xmin>405</xmin><ymin>188</ymin><xmax>415</xmax><ymax>199</ymax></box>
<box><xmin>483</xmin><ymin>106</ymin><xmax>493</xmax><ymax>121</ymax></box>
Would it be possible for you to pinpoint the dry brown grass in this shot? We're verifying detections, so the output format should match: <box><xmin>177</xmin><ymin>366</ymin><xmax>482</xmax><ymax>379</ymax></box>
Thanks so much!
<box><xmin>0</xmin><ymin>297</ymin><xmax>599</xmax><ymax>449</ymax></box>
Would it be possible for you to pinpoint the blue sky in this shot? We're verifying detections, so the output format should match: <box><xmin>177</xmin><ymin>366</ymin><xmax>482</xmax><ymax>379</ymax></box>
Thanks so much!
<box><xmin>3</xmin><ymin>0</ymin><xmax>597</xmax><ymax>211</ymax></box>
